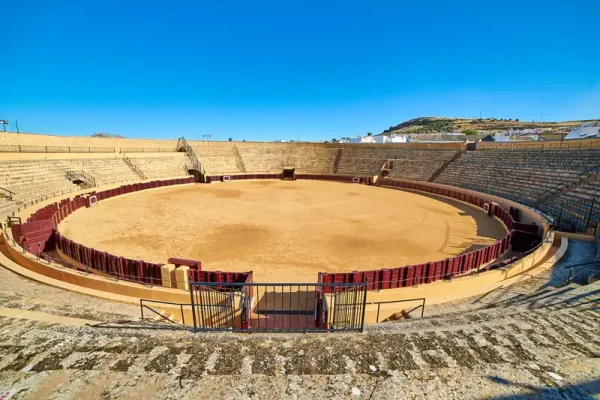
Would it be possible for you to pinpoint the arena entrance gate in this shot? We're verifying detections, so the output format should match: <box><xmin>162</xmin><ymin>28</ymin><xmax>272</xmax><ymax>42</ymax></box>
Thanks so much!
<box><xmin>282</xmin><ymin>167</ymin><xmax>295</xmax><ymax>180</ymax></box>
<box><xmin>189</xmin><ymin>282</ymin><xmax>368</xmax><ymax>333</ymax></box>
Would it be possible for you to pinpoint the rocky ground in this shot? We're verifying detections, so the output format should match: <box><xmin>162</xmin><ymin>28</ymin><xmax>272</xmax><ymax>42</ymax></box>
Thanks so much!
<box><xmin>0</xmin><ymin>285</ymin><xmax>598</xmax><ymax>398</ymax></box>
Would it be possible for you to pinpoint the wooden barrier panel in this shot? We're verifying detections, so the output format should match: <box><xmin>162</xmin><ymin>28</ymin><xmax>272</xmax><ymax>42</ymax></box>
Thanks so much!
<box><xmin>380</xmin><ymin>269</ymin><xmax>391</xmax><ymax>289</ymax></box>
<box><xmin>413</xmin><ymin>264</ymin><xmax>424</xmax><ymax>285</ymax></box>
<box><xmin>433</xmin><ymin>261</ymin><xmax>444</xmax><ymax>282</ymax></box>
<box><xmin>404</xmin><ymin>266</ymin><xmax>414</xmax><ymax>287</ymax></box>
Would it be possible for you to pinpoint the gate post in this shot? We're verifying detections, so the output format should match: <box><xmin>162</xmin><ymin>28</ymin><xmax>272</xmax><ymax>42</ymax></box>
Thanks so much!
<box><xmin>360</xmin><ymin>279</ymin><xmax>368</xmax><ymax>332</ymax></box>
<box><xmin>316</xmin><ymin>288</ymin><xmax>322</xmax><ymax>328</ymax></box>
<box><xmin>241</xmin><ymin>293</ymin><xmax>250</xmax><ymax>330</ymax></box>
<box><xmin>189</xmin><ymin>283</ymin><xmax>197</xmax><ymax>331</ymax></box>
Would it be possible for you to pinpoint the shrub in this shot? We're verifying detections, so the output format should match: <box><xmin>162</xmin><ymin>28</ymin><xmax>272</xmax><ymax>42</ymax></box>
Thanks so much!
<box><xmin>91</xmin><ymin>132</ymin><xmax>124</xmax><ymax>138</ymax></box>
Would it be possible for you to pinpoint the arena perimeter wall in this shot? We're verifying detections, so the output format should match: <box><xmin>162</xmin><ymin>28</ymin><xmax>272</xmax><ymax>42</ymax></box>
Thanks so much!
<box><xmin>5</xmin><ymin>174</ymin><xmax>547</xmax><ymax>301</ymax></box>
<box><xmin>316</xmin><ymin>177</ymin><xmax>546</xmax><ymax>292</ymax></box>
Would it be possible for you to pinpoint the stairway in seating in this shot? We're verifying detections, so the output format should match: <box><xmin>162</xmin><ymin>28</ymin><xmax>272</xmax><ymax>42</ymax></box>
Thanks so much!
<box><xmin>233</xmin><ymin>145</ymin><xmax>247</xmax><ymax>173</ymax></box>
<box><xmin>121</xmin><ymin>155</ymin><xmax>147</xmax><ymax>180</ymax></box>
<box><xmin>332</xmin><ymin>148</ymin><xmax>342</xmax><ymax>173</ymax></box>
<box><xmin>176</xmin><ymin>137</ymin><xmax>202</xmax><ymax>173</ymax></box>
<box><xmin>429</xmin><ymin>151</ymin><xmax>463</xmax><ymax>182</ymax></box>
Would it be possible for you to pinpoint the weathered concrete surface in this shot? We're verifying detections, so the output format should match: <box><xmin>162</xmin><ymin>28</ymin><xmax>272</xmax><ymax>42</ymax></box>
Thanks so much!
<box><xmin>0</xmin><ymin>282</ymin><xmax>598</xmax><ymax>399</ymax></box>
<box><xmin>1</xmin><ymin>250</ymin><xmax>599</xmax><ymax>399</ymax></box>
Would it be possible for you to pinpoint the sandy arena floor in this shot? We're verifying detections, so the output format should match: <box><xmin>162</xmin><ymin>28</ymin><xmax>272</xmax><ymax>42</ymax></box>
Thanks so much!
<box><xmin>59</xmin><ymin>180</ymin><xmax>507</xmax><ymax>282</ymax></box>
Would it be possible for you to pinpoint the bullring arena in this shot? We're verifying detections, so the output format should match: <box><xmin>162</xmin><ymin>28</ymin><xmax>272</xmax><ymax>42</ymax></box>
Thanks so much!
<box><xmin>1</xmin><ymin>132</ymin><xmax>599</xmax><ymax>398</ymax></box>
<box><xmin>59</xmin><ymin>180</ymin><xmax>507</xmax><ymax>283</ymax></box>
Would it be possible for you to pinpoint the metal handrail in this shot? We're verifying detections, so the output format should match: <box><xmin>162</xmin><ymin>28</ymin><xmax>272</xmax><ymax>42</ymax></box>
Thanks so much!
<box><xmin>365</xmin><ymin>298</ymin><xmax>426</xmax><ymax>322</ymax></box>
<box><xmin>0</xmin><ymin>186</ymin><xmax>15</xmax><ymax>200</ymax></box>
<box><xmin>66</xmin><ymin>170</ymin><xmax>96</xmax><ymax>188</ymax></box>
<box><xmin>177</xmin><ymin>137</ymin><xmax>202</xmax><ymax>172</ymax></box>
<box><xmin>472</xmin><ymin>285</ymin><xmax>504</xmax><ymax>304</ymax></box>
<box><xmin>37</xmin><ymin>251</ymin><xmax>53</xmax><ymax>265</ymax></box>
<box><xmin>566</xmin><ymin>268</ymin><xmax>600</xmax><ymax>285</ymax></box>
<box><xmin>81</xmin><ymin>170</ymin><xmax>96</xmax><ymax>187</ymax></box>
<box><xmin>140</xmin><ymin>299</ymin><xmax>190</xmax><ymax>325</ymax></box>
<box><xmin>65</xmin><ymin>171</ymin><xmax>79</xmax><ymax>181</ymax></box>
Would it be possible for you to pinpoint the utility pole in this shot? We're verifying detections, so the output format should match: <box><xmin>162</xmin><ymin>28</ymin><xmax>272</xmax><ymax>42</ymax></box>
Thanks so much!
<box><xmin>0</xmin><ymin>120</ymin><xmax>8</xmax><ymax>132</ymax></box>
<box><xmin>479</xmin><ymin>111</ymin><xmax>482</xmax><ymax>119</ymax></box>
<box><xmin>15</xmin><ymin>120</ymin><xmax>19</xmax><ymax>133</ymax></box>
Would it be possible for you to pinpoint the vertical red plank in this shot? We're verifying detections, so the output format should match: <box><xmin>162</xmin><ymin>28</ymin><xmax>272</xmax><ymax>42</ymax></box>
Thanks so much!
<box><xmin>425</xmin><ymin>263</ymin><xmax>435</xmax><ymax>283</ymax></box>
<box><xmin>434</xmin><ymin>261</ymin><xmax>444</xmax><ymax>282</ymax></box>
<box><xmin>389</xmin><ymin>268</ymin><xmax>400</xmax><ymax>288</ymax></box>
<box><xmin>414</xmin><ymin>264</ymin><xmax>424</xmax><ymax>285</ymax></box>
<box><xmin>380</xmin><ymin>269</ymin><xmax>391</xmax><ymax>289</ymax></box>
<box><xmin>405</xmin><ymin>266</ymin><xmax>415</xmax><ymax>286</ymax></box>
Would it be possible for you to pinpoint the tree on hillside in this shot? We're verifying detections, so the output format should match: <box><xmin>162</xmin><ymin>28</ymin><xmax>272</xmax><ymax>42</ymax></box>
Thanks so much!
<box><xmin>462</xmin><ymin>129</ymin><xmax>478</xmax><ymax>135</ymax></box>
<box><xmin>228</xmin><ymin>138</ymin><xmax>232</xmax><ymax>141</ymax></box>
<box><xmin>367</xmin><ymin>132</ymin><xmax>373</xmax><ymax>136</ymax></box>
<box><xmin>515</xmin><ymin>119</ymin><xmax>520</xmax><ymax>122</ymax></box>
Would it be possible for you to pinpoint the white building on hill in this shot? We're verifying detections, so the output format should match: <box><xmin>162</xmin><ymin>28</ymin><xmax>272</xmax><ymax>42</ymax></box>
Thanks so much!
<box><xmin>384</xmin><ymin>134</ymin><xmax>408</xmax><ymax>143</ymax></box>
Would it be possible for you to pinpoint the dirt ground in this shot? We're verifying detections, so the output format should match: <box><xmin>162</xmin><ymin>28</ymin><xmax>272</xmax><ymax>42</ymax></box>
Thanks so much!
<box><xmin>59</xmin><ymin>181</ymin><xmax>506</xmax><ymax>282</ymax></box>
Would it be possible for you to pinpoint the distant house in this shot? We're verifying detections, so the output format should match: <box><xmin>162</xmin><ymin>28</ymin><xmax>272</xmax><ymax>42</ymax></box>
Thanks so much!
<box><xmin>385</xmin><ymin>134</ymin><xmax>408</xmax><ymax>143</ymax></box>
<box><xmin>337</xmin><ymin>133</ymin><xmax>407</xmax><ymax>144</ymax></box>
<box><xmin>344</xmin><ymin>135</ymin><xmax>377</xmax><ymax>144</ymax></box>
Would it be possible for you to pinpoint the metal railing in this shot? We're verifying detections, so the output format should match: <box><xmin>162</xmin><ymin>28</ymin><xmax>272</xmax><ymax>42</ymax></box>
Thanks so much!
<box><xmin>0</xmin><ymin>145</ymin><xmax>116</xmax><ymax>153</ymax></box>
<box><xmin>0</xmin><ymin>145</ymin><xmax>180</xmax><ymax>154</ymax></box>
<box><xmin>0</xmin><ymin>186</ymin><xmax>15</xmax><ymax>200</ymax></box>
<box><xmin>366</xmin><ymin>298</ymin><xmax>426</xmax><ymax>323</ymax></box>
<box><xmin>458</xmin><ymin>178</ymin><xmax>595</xmax><ymax>234</ymax></box>
<box><xmin>119</xmin><ymin>147</ymin><xmax>177</xmax><ymax>153</ymax></box>
<box><xmin>140</xmin><ymin>299</ymin><xmax>189</xmax><ymax>325</ymax></box>
<box><xmin>177</xmin><ymin>137</ymin><xmax>202</xmax><ymax>173</ymax></box>
<box><xmin>189</xmin><ymin>281</ymin><xmax>368</xmax><ymax>333</ymax></box>
<box><xmin>81</xmin><ymin>170</ymin><xmax>96</xmax><ymax>187</ymax></box>
<box><xmin>66</xmin><ymin>170</ymin><xmax>96</xmax><ymax>188</ymax></box>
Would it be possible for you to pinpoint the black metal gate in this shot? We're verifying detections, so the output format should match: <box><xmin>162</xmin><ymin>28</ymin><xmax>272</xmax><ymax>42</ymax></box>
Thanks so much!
<box><xmin>329</xmin><ymin>286</ymin><xmax>367</xmax><ymax>331</ymax></box>
<box><xmin>189</xmin><ymin>284</ymin><xmax>238</xmax><ymax>331</ymax></box>
<box><xmin>189</xmin><ymin>282</ymin><xmax>367</xmax><ymax>333</ymax></box>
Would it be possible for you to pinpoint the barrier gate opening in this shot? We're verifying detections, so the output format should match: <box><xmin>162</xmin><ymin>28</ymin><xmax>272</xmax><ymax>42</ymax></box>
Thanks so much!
<box><xmin>189</xmin><ymin>282</ymin><xmax>368</xmax><ymax>333</ymax></box>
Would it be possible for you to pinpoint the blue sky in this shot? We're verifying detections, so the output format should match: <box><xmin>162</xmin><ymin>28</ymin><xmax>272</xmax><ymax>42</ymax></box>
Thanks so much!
<box><xmin>2</xmin><ymin>0</ymin><xmax>599</xmax><ymax>141</ymax></box>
